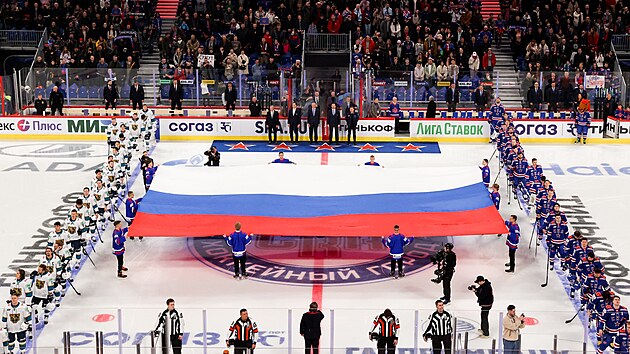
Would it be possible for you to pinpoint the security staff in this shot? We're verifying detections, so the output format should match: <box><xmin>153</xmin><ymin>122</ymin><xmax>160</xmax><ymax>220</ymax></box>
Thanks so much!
<box><xmin>49</xmin><ymin>85</ymin><xmax>64</xmax><ymax>116</ymax></box>
<box><xmin>423</xmin><ymin>300</ymin><xmax>453</xmax><ymax>354</ymax></box>
<box><xmin>227</xmin><ymin>309</ymin><xmax>258</xmax><ymax>354</ymax></box>
<box><xmin>327</xmin><ymin>103</ymin><xmax>341</xmax><ymax>143</ymax></box>
<box><xmin>307</xmin><ymin>102</ymin><xmax>320</xmax><ymax>143</ymax></box>
<box><xmin>34</xmin><ymin>93</ymin><xmax>47</xmax><ymax>115</ymax></box>
<box><xmin>369</xmin><ymin>309</ymin><xmax>399</xmax><ymax>354</ymax></box>
<box><xmin>154</xmin><ymin>298</ymin><xmax>185</xmax><ymax>354</ymax></box>
<box><xmin>266</xmin><ymin>105</ymin><xmax>280</xmax><ymax>143</ymax></box>
<box><xmin>346</xmin><ymin>106</ymin><xmax>359</xmax><ymax>145</ymax></box>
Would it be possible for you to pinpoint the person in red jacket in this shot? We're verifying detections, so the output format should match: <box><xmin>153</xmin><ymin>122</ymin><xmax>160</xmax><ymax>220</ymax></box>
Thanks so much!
<box><xmin>327</xmin><ymin>12</ymin><xmax>342</xmax><ymax>33</ymax></box>
<box><xmin>482</xmin><ymin>49</ymin><xmax>497</xmax><ymax>77</ymax></box>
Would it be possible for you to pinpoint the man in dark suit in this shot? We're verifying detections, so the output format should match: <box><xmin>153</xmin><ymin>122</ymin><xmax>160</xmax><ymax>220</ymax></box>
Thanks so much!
<box><xmin>266</xmin><ymin>104</ymin><xmax>280</xmax><ymax>143</ymax></box>
<box><xmin>327</xmin><ymin>103</ymin><xmax>341</xmax><ymax>143</ymax></box>
<box><xmin>426</xmin><ymin>96</ymin><xmax>437</xmax><ymax>118</ymax></box>
<box><xmin>445</xmin><ymin>82</ymin><xmax>459</xmax><ymax>112</ymax></box>
<box><xmin>346</xmin><ymin>106</ymin><xmax>359</xmax><ymax>145</ymax></box>
<box><xmin>103</xmin><ymin>80</ymin><xmax>119</xmax><ymax>111</ymax></box>
<box><xmin>527</xmin><ymin>81</ymin><xmax>543</xmax><ymax>112</ymax></box>
<box><xmin>169</xmin><ymin>79</ymin><xmax>183</xmax><ymax>111</ymax></box>
<box><xmin>545</xmin><ymin>81</ymin><xmax>560</xmax><ymax>113</ymax></box>
<box><xmin>307</xmin><ymin>101</ymin><xmax>320</xmax><ymax>143</ymax></box>
<box><xmin>129</xmin><ymin>80</ymin><xmax>145</xmax><ymax>110</ymax></box>
<box><xmin>288</xmin><ymin>101</ymin><xmax>302</xmax><ymax>143</ymax></box>
<box><xmin>225</xmin><ymin>82</ymin><xmax>237</xmax><ymax>112</ymax></box>
<box><xmin>473</xmin><ymin>85</ymin><xmax>487</xmax><ymax>112</ymax></box>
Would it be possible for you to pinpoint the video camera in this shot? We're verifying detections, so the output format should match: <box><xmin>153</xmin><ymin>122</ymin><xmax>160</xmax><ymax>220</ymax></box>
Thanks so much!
<box><xmin>429</xmin><ymin>243</ymin><xmax>453</xmax><ymax>284</ymax></box>
<box><xmin>467</xmin><ymin>284</ymin><xmax>478</xmax><ymax>291</ymax></box>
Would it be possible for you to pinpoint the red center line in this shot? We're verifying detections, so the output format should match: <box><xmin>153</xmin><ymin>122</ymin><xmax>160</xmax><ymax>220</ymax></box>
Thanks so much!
<box><xmin>311</xmin><ymin>152</ymin><xmax>329</xmax><ymax>307</ymax></box>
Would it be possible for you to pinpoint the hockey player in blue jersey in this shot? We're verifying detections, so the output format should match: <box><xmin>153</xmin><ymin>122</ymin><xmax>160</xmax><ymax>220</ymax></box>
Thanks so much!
<box><xmin>525</xmin><ymin>158</ymin><xmax>544</xmax><ymax>205</ymax></box>
<box><xmin>563</xmin><ymin>230</ymin><xmax>584</xmax><ymax>271</ymax></box>
<box><xmin>270</xmin><ymin>152</ymin><xmax>297</xmax><ymax>164</ymax></box>
<box><xmin>578</xmin><ymin>251</ymin><xmax>605</xmax><ymax>284</ymax></box>
<box><xmin>536</xmin><ymin>189</ymin><xmax>557</xmax><ymax>243</ymax></box>
<box><xmin>504</xmin><ymin>215</ymin><xmax>520</xmax><ymax>273</ymax></box>
<box><xmin>144</xmin><ymin>161</ymin><xmax>158</xmax><ymax>191</ymax></box>
<box><xmin>381</xmin><ymin>225</ymin><xmax>414</xmax><ymax>279</ymax></box>
<box><xmin>125</xmin><ymin>191</ymin><xmax>143</xmax><ymax>240</ymax></box>
<box><xmin>224</xmin><ymin>222</ymin><xmax>253</xmax><ymax>279</ymax></box>
<box><xmin>490</xmin><ymin>184</ymin><xmax>501</xmax><ymax>210</ymax></box>
<box><xmin>488</xmin><ymin>98</ymin><xmax>505</xmax><ymax>142</ymax></box>
<box><xmin>597</xmin><ymin>296</ymin><xmax>629</xmax><ymax>354</ymax></box>
<box><xmin>582</xmin><ymin>267</ymin><xmax>610</xmax><ymax>311</ymax></box>
<box><xmin>480</xmin><ymin>159</ymin><xmax>490</xmax><ymax>187</ymax></box>
<box><xmin>511</xmin><ymin>152</ymin><xmax>529</xmax><ymax>197</ymax></box>
<box><xmin>574</xmin><ymin>102</ymin><xmax>592</xmax><ymax>144</ymax></box>
<box><xmin>545</xmin><ymin>214</ymin><xmax>569</xmax><ymax>270</ymax></box>
<box><xmin>614</xmin><ymin>330</ymin><xmax>629</xmax><ymax>354</ymax></box>
<box><xmin>569</xmin><ymin>237</ymin><xmax>594</xmax><ymax>298</ymax></box>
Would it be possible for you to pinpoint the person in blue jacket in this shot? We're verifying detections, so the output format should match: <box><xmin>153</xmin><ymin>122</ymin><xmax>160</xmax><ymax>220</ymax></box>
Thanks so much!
<box><xmin>382</xmin><ymin>225</ymin><xmax>414</xmax><ymax>279</ymax></box>
<box><xmin>112</xmin><ymin>221</ymin><xmax>128</xmax><ymax>278</ymax></box>
<box><xmin>224</xmin><ymin>222</ymin><xmax>253</xmax><ymax>279</ymax></box>
<box><xmin>504</xmin><ymin>215</ymin><xmax>520</xmax><ymax>273</ymax></box>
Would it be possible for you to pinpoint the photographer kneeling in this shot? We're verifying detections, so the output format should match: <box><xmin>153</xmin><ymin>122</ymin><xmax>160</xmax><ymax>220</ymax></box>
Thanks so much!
<box><xmin>430</xmin><ymin>243</ymin><xmax>456</xmax><ymax>305</ymax></box>
<box><xmin>469</xmin><ymin>275</ymin><xmax>494</xmax><ymax>338</ymax></box>
<box><xmin>204</xmin><ymin>146</ymin><xmax>220</xmax><ymax>166</ymax></box>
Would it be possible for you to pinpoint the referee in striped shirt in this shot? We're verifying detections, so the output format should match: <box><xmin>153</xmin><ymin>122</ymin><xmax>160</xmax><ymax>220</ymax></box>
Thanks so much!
<box><xmin>422</xmin><ymin>300</ymin><xmax>453</xmax><ymax>354</ymax></box>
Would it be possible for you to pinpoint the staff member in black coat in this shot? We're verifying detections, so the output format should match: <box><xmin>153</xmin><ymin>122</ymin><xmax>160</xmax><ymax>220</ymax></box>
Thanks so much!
<box><xmin>426</xmin><ymin>96</ymin><xmax>437</xmax><ymax>118</ymax></box>
<box><xmin>249</xmin><ymin>96</ymin><xmax>262</xmax><ymax>116</ymax></box>
<box><xmin>300</xmin><ymin>302</ymin><xmax>324</xmax><ymax>354</ymax></box>
<box><xmin>471</xmin><ymin>275</ymin><xmax>494</xmax><ymax>338</ymax></box>
<box><xmin>346</xmin><ymin>105</ymin><xmax>359</xmax><ymax>145</ymax></box>
<box><xmin>34</xmin><ymin>93</ymin><xmax>47</xmax><ymax>115</ymax></box>
<box><xmin>288</xmin><ymin>101</ymin><xmax>302</xmax><ymax>143</ymax></box>
<box><xmin>327</xmin><ymin>103</ymin><xmax>341</xmax><ymax>143</ymax></box>
<box><xmin>225</xmin><ymin>82</ymin><xmax>237</xmax><ymax>112</ymax></box>
<box><xmin>473</xmin><ymin>86</ymin><xmax>487</xmax><ymax>112</ymax></box>
<box><xmin>49</xmin><ymin>85</ymin><xmax>64</xmax><ymax>116</ymax></box>
<box><xmin>129</xmin><ymin>80</ymin><xmax>145</xmax><ymax>110</ymax></box>
<box><xmin>266</xmin><ymin>105</ymin><xmax>280</xmax><ymax>143</ymax></box>
<box><xmin>307</xmin><ymin>102</ymin><xmax>320</xmax><ymax>143</ymax></box>
<box><xmin>104</xmin><ymin>80</ymin><xmax>119</xmax><ymax>110</ymax></box>
<box><xmin>545</xmin><ymin>82</ymin><xmax>560</xmax><ymax>113</ymax></box>
<box><xmin>445</xmin><ymin>83</ymin><xmax>459</xmax><ymax>112</ymax></box>
<box><xmin>169</xmin><ymin>79</ymin><xmax>183</xmax><ymax>111</ymax></box>
<box><xmin>527</xmin><ymin>82</ymin><xmax>543</xmax><ymax>112</ymax></box>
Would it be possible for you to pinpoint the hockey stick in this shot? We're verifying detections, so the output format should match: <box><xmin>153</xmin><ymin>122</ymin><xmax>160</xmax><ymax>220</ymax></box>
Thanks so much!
<box><xmin>565</xmin><ymin>305</ymin><xmax>585</xmax><ymax>324</ymax></box>
<box><xmin>53</xmin><ymin>251</ymin><xmax>82</xmax><ymax>296</ymax></box>
<box><xmin>541</xmin><ymin>248</ymin><xmax>550</xmax><ymax>287</ymax></box>
<box><xmin>528</xmin><ymin>222</ymin><xmax>537</xmax><ymax>249</ymax></box>
<box><xmin>81</xmin><ymin>246</ymin><xmax>96</xmax><ymax>267</ymax></box>
<box><xmin>112</xmin><ymin>202</ymin><xmax>130</xmax><ymax>223</ymax></box>
<box><xmin>488</xmin><ymin>147</ymin><xmax>498</xmax><ymax>161</ymax></box>
<box><xmin>492</xmin><ymin>164</ymin><xmax>502</xmax><ymax>185</ymax></box>
<box><xmin>507</xmin><ymin>174</ymin><xmax>511</xmax><ymax>205</ymax></box>
<box><xmin>64</xmin><ymin>278</ymin><xmax>82</xmax><ymax>296</ymax></box>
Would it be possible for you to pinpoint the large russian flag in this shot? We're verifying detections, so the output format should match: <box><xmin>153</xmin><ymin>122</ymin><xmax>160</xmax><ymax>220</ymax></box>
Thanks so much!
<box><xmin>129</xmin><ymin>165</ymin><xmax>507</xmax><ymax>237</ymax></box>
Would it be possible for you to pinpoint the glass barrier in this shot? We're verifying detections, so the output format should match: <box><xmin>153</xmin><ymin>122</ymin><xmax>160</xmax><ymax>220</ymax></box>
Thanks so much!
<box><xmin>30</xmin><ymin>307</ymin><xmax>596</xmax><ymax>354</ymax></box>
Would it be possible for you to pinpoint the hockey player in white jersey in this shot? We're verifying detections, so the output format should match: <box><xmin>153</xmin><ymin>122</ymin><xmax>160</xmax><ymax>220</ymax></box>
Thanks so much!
<box><xmin>8</xmin><ymin>270</ymin><xmax>32</xmax><ymax>306</ymax></box>
<box><xmin>2</xmin><ymin>294</ymin><xmax>31</xmax><ymax>354</ymax></box>
<box><xmin>39</xmin><ymin>247</ymin><xmax>65</xmax><ymax>304</ymax></box>
<box><xmin>106</xmin><ymin>117</ymin><xmax>121</xmax><ymax>148</ymax></box>
<box><xmin>48</xmin><ymin>221</ymin><xmax>69</xmax><ymax>248</ymax></box>
<box><xmin>104</xmin><ymin>159</ymin><xmax>125</xmax><ymax>199</ymax></box>
<box><xmin>128</xmin><ymin>113</ymin><xmax>142</xmax><ymax>152</ymax></box>
<box><xmin>92</xmin><ymin>179</ymin><xmax>112</xmax><ymax>230</ymax></box>
<box><xmin>65</xmin><ymin>209</ymin><xmax>86</xmax><ymax>270</ymax></box>
<box><xmin>52</xmin><ymin>240</ymin><xmax>73</xmax><ymax>296</ymax></box>
<box><xmin>112</xmin><ymin>142</ymin><xmax>131</xmax><ymax>178</ymax></box>
<box><xmin>91</xmin><ymin>169</ymin><xmax>105</xmax><ymax>190</ymax></box>
<box><xmin>79</xmin><ymin>187</ymin><xmax>99</xmax><ymax>241</ymax></box>
<box><xmin>139</xmin><ymin>104</ymin><xmax>156</xmax><ymax>150</ymax></box>
<box><xmin>30</xmin><ymin>264</ymin><xmax>57</xmax><ymax>325</ymax></box>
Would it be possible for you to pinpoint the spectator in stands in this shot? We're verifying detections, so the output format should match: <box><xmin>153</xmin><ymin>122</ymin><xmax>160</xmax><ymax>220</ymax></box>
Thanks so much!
<box><xmin>527</xmin><ymin>82</ymin><xmax>543</xmax><ymax>113</ymax></box>
<box><xmin>368</xmin><ymin>98</ymin><xmax>381</xmax><ymax>118</ymax></box>
<box><xmin>426</xmin><ymin>96</ymin><xmax>437</xmax><ymax>118</ymax></box>
<box><xmin>224</xmin><ymin>83</ymin><xmax>237</xmax><ymax>113</ymax></box>
<box><xmin>482</xmin><ymin>49</ymin><xmax>496</xmax><ymax>77</ymax></box>
<box><xmin>343</xmin><ymin>96</ymin><xmax>356</xmax><ymax>118</ymax></box>
<box><xmin>130</xmin><ymin>80</ymin><xmax>145</xmax><ymax>110</ymax></box>
<box><xmin>446</xmin><ymin>83</ymin><xmax>460</xmax><ymax>113</ymax></box>
<box><xmin>49</xmin><ymin>85</ymin><xmax>64</xmax><ymax>116</ymax></box>
<box><xmin>545</xmin><ymin>82</ymin><xmax>560</xmax><ymax>113</ymax></box>
<box><xmin>469</xmin><ymin>52</ymin><xmax>480</xmax><ymax>78</ymax></box>
<box><xmin>249</xmin><ymin>96</ymin><xmax>262</xmax><ymax>117</ymax></box>
<box><xmin>169</xmin><ymin>79</ymin><xmax>183</xmax><ymax>111</ymax></box>
<box><xmin>237</xmin><ymin>50</ymin><xmax>249</xmax><ymax>77</ymax></box>
<box><xmin>437</xmin><ymin>61</ymin><xmax>448</xmax><ymax>82</ymax></box>
<box><xmin>473</xmin><ymin>86</ymin><xmax>488</xmax><ymax>112</ymax></box>
<box><xmin>425</xmin><ymin>58</ymin><xmax>437</xmax><ymax>86</ymax></box>
<box><xmin>104</xmin><ymin>80</ymin><xmax>119</xmax><ymax>111</ymax></box>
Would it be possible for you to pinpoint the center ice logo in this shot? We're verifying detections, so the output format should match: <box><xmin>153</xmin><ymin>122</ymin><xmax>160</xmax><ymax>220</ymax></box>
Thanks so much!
<box><xmin>189</xmin><ymin>236</ymin><xmax>447</xmax><ymax>285</ymax></box>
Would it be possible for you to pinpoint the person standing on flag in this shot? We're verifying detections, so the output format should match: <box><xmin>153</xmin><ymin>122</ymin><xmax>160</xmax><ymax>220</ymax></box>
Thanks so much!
<box><xmin>382</xmin><ymin>225</ymin><xmax>414</xmax><ymax>279</ymax></box>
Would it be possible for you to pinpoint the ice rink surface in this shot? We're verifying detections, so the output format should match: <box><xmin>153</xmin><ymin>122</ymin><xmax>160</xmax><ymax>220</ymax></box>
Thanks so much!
<box><xmin>1</xmin><ymin>140</ymin><xmax>629</xmax><ymax>353</ymax></box>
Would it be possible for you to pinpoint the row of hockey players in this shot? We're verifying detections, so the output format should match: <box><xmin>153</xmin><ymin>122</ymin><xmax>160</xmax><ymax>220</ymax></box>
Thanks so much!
<box><xmin>486</xmin><ymin>99</ymin><xmax>627</xmax><ymax>354</ymax></box>
<box><xmin>106</xmin><ymin>105</ymin><xmax>157</xmax><ymax>156</ymax></box>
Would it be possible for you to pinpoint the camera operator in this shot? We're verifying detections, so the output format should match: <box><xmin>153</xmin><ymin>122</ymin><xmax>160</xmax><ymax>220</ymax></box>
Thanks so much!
<box><xmin>431</xmin><ymin>243</ymin><xmax>456</xmax><ymax>305</ymax></box>
<box><xmin>469</xmin><ymin>275</ymin><xmax>494</xmax><ymax>338</ymax></box>
<box><xmin>204</xmin><ymin>146</ymin><xmax>220</xmax><ymax>166</ymax></box>
<box><xmin>154</xmin><ymin>298</ymin><xmax>185</xmax><ymax>354</ymax></box>
<box><xmin>369</xmin><ymin>309</ymin><xmax>399</xmax><ymax>354</ymax></box>
<box><xmin>503</xmin><ymin>305</ymin><xmax>525</xmax><ymax>354</ymax></box>
<box><xmin>423</xmin><ymin>300</ymin><xmax>453</xmax><ymax>354</ymax></box>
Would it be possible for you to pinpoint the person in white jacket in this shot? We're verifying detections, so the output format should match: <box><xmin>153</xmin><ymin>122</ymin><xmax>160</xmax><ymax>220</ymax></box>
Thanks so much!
<box><xmin>436</xmin><ymin>61</ymin><xmax>448</xmax><ymax>81</ymax></box>
<box><xmin>469</xmin><ymin>52</ymin><xmax>480</xmax><ymax>78</ymax></box>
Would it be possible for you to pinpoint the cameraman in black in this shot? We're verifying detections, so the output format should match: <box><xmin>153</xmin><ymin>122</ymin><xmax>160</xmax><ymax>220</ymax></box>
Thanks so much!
<box><xmin>469</xmin><ymin>275</ymin><xmax>494</xmax><ymax>338</ymax></box>
<box><xmin>204</xmin><ymin>146</ymin><xmax>220</xmax><ymax>166</ymax></box>
<box><xmin>369</xmin><ymin>309</ymin><xmax>399</xmax><ymax>354</ymax></box>
<box><xmin>139</xmin><ymin>151</ymin><xmax>154</xmax><ymax>190</ymax></box>
<box><xmin>432</xmin><ymin>243</ymin><xmax>456</xmax><ymax>305</ymax></box>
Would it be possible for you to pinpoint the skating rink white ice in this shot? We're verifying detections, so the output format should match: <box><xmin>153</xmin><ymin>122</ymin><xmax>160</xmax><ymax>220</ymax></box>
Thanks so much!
<box><xmin>2</xmin><ymin>140</ymin><xmax>630</xmax><ymax>354</ymax></box>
